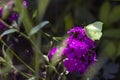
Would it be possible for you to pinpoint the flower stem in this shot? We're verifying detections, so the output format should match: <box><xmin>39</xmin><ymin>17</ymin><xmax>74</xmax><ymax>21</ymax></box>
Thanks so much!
<box><xmin>0</xmin><ymin>39</ymin><xmax>35</xmax><ymax>73</ymax></box>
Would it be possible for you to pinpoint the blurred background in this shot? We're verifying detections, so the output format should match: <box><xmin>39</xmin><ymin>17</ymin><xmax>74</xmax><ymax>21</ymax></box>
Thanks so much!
<box><xmin>0</xmin><ymin>0</ymin><xmax>120</xmax><ymax>80</ymax></box>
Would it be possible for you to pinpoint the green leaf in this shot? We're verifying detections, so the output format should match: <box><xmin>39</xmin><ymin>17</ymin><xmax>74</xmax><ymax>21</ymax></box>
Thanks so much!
<box><xmin>37</xmin><ymin>0</ymin><xmax>49</xmax><ymax>22</ymax></box>
<box><xmin>103</xmin><ymin>29</ymin><xmax>120</xmax><ymax>38</ymax></box>
<box><xmin>14</xmin><ymin>0</ymin><xmax>33</xmax><ymax>34</ymax></box>
<box><xmin>29</xmin><ymin>21</ymin><xmax>49</xmax><ymax>36</ymax></box>
<box><xmin>2</xmin><ymin>4</ymin><xmax>12</xmax><ymax>19</ymax></box>
<box><xmin>2</xmin><ymin>45</ymin><xmax>13</xmax><ymax>66</ymax></box>
<box><xmin>0</xmin><ymin>29</ymin><xmax>17</xmax><ymax>37</ymax></box>
<box><xmin>99</xmin><ymin>1</ymin><xmax>111</xmax><ymax>24</ymax></box>
<box><xmin>1</xmin><ymin>45</ymin><xmax>13</xmax><ymax>74</ymax></box>
<box><xmin>43</xmin><ymin>55</ymin><xmax>49</xmax><ymax>62</ymax></box>
<box><xmin>32</xmin><ymin>10</ymin><xmax>38</xmax><ymax>19</ymax></box>
<box><xmin>109</xmin><ymin>6</ymin><xmax>120</xmax><ymax>23</ymax></box>
<box><xmin>28</xmin><ymin>77</ymin><xmax>35</xmax><ymax>80</ymax></box>
<box><xmin>0</xmin><ymin>57</ymin><xmax>6</xmax><ymax>63</ymax></box>
<box><xmin>85</xmin><ymin>21</ymin><xmax>103</xmax><ymax>41</ymax></box>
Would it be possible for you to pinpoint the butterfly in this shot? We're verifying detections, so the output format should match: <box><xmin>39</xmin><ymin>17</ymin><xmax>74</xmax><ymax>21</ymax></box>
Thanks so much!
<box><xmin>85</xmin><ymin>21</ymin><xmax>103</xmax><ymax>41</ymax></box>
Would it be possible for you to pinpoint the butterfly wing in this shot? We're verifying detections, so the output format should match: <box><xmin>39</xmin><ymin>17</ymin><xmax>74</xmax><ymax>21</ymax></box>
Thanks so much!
<box><xmin>85</xmin><ymin>22</ymin><xmax>103</xmax><ymax>41</ymax></box>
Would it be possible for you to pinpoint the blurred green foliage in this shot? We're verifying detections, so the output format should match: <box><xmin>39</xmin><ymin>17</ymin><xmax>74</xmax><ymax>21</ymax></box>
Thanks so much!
<box><xmin>0</xmin><ymin>0</ymin><xmax>120</xmax><ymax>80</ymax></box>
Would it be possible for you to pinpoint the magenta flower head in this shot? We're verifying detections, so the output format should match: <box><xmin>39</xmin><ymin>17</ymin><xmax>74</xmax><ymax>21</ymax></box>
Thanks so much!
<box><xmin>23</xmin><ymin>0</ymin><xmax>28</xmax><ymax>8</ymax></box>
<box><xmin>48</xmin><ymin>26</ymin><xmax>96</xmax><ymax>74</ymax></box>
<box><xmin>48</xmin><ymin>47</ymin><xmax>58</xmax><ymax>60</ymax></box>
<box><xmin>0</xmin><ymin>7</ymin><xmax>3</xmax><ymax>17</ymax></box>
<box><xmin>9</xmin><ymin>12</ymin><xmax>19</xmax><ymax>21</ymax></box>
<box><xmin>63</xmin><ymin>27</ymin><xmax>96</xmax><ymax>74</ymax></box>
<box><xmin>0</xmin><ymin>22</ymin><xmax>6</xmax><ymax>29</ymax></box>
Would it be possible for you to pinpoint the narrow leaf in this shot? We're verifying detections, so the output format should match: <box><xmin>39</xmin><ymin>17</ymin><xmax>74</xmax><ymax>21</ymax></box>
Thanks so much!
<box><xmin>0</xmin><ymin>57</ymin><xmax>6</xmax><ymax>63</ymax></box>
<box><xmin>32</xmin><ymin>10</ymin><xmax>38</xmax><ymax>19</ymax></box>
<box><xmin>2</xmin><ymin>45</ymin><xmax>13</xmax><ymax>66</ymax></box>
<box><xmin>28</xmin><ymin>77</ymin><xmax>35</xmax><ymax>80</ymax></box>
<box><xmin>29</xmin><ymin>21</ymin><xmax>49</xmax><ymax>36</ymax></box>
<box><xmin>0</xmin><ymin>29</ymin><xmax>17</xmax><ymax>37</ymax></box>
<box><xmin>37</xmin><ymin>0</ymin><xmax>49</xmax><ymax>22</ymax></box>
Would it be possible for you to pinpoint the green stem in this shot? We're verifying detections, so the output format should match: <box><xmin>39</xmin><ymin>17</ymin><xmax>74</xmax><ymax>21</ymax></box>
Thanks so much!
<box><xmin>0</xmin><ymin>18</ymin><xmax>10</xmax><ymax>28</ymax></box>
<box><xmin>0</xmin><ymin>39</ymin><xmax>35</xmax><ymax>73</ymax></box>
<box><xmin>19</xmin><ymin>71</ymin><xmax>30</xmax><ymax>79</ymax></box>
<box><xmin>19</xmin><ymin>32</ymin><xmax>43</xmax><ymax>80</ymax></box>
<box><xmin>12</xmin><ymin>66</ymin><xmax>30</xmax><ymax>79</ymax></box>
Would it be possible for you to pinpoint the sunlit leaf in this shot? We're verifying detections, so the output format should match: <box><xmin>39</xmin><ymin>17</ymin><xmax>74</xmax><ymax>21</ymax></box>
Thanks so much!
<box><xmin>2</xmin><ymin>4</ymin><xmax>12</xmax><ymax>19</ymax></box>
<box><xmin>28</xmin><ymin>77</ymin><xmax>35</xmax><ymax>80</ymax></box>
<box><xmin>0</xmin><ymin>29</ymin><xmax>17</xmax><ymax>37</ymax></box>
<box><xmin>32</xmin><ymin>10</ymin><xmax>38</xmax><ymax>19</ymax></box>
<box><xmin>58</xmin><ymin>72</ymin><xmax>67</xmax><ymax>80</ymax></box>
<box><xmin>43</xmin><ymin>55</ymin><xmax>49</xmax><ymax>62</ymax></box>
<box><xmin>37</xmin><ymin>0</ymin><xmax>49</xmax><ymax>22</ymax></box>
<box><xmin>0</xmin><ymin>57</ymin><xmax>6</xmax><ymax>63</ymax></box>
<box><xmin>85</xmin><ymin>21</ymin><xmax>103</xmax><ymax>41</ymax></box>
<box><xmin>29</xmin><ymin>21</ymin><xmax>49</xmax><ymax>36</ymax></box>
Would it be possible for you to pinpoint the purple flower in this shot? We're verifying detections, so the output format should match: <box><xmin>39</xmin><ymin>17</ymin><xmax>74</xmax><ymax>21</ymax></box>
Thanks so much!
<box><xmin>23</xmin><ymin>0</ymin><xmax>28</xmax><ymax>8</ymax></box>
<box><xmin>64</xmin><ymin>39</ymin><xmax>89</xmax><ymax>58</ymax></box>
<box><xmin>48</xmin><ymin>26</ymin><xmax>96</xmax><ymax>74</ymax></box>
<box><xmin>67</xmin><ymin>27</ymin><xmax>85</xmax><ymax>40</ymax></box>
<box><xmin>0</xmin><ymin>22</ymin><xmax>6</xmax><ymax>29</ymax></box>
<box><xmin>0</xmin><ymin>7</ymin><xmax>3</xmax><ymax>17</ymax></box>
<box><xmin>64</xmin><ymin>27</ymin><xmax>96</xmax><ymax>73</ymax></box>
<box><xmin>64</xmin><ymin>58</ymin><xmax>87</xmax><ymax>73</ymax></box>
<box><xmin>9</xmin><ymin>12</ymin><xmax>19</xmax><ymax>21</ymax></box>
<box><xmin>48</xmin><ymin>47</ymin><xmax>57</xmax><ymax>60</ymax></box>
